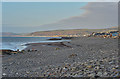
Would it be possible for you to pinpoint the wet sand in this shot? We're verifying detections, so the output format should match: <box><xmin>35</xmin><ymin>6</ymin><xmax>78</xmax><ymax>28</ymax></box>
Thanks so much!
<box><xmin>2</xmin><ymin>37</ymin><xmax>119</xmax><ymax>77</ymax></box>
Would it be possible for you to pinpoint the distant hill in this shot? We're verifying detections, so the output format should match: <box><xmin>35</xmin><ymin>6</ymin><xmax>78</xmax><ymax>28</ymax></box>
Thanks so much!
<box><xmin>25</xmin><ymin>29</ymin><xmax>103</xmax><ymax>36</ymax></box>
<box><xmin>2</xmin><ymin>27</ymin><xmax>118</xmax><ymax>37</ymax></box>
<box><xmin>105</xmin><ymin>27</ymin><xmax>118</xmax><ymax>30</ymax></box>
<box><xmin>25</xmin><ymin>27</ymin><xmax>118</xmax><ymax>37</ymax></box>
<box><xmin>2</xmin><ymin>32</ymin><xmax>20</xmax><ymax>37</ymax></box>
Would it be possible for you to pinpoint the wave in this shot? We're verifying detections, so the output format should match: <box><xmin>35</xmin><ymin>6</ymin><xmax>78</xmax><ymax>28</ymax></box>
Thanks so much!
<box><xmin>1</xmin><ymin>37</ymin><xmax>70</xmax><ymax>51</ymax></box>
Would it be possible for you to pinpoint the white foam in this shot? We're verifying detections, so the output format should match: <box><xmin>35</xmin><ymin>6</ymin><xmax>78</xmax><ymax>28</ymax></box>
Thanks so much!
<box><xmin>1</xmin><ymin>37</ymin><xmax>70</xmax><ymax>51</ymax></box>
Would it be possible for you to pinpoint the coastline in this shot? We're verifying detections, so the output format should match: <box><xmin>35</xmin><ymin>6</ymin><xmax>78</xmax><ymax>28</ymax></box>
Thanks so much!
<box><xmin>2</xmin><ymin>37</ymin><xmax>119</xmax><ymax>77</ymax></box>
<box><xmin>1</xmin><ymin>37</ymin><xmax>70</xmax><ymax>52</ymax></box>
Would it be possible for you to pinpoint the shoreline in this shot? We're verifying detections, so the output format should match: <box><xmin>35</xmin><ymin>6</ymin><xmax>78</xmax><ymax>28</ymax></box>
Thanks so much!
<box><xmin>1</xmin><ymin>37</ymin><xmax>71</xmax><ymax>52</ymax></box>
<box><xmin>2</xmin><ymin>37</ymin><xmax>119</xmax><ymax>77</ymax></box>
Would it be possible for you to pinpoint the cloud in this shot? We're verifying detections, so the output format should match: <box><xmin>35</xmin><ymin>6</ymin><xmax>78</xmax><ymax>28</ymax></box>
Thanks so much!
<box><xmin>3</xmin><ymin>2</ymin><xmax>118</xmax><ymax>33</ymax></box>
<box><xmin>36</xmin><ymin>2</ymin><xmax>118</xmax><ymax>31</ymax></box>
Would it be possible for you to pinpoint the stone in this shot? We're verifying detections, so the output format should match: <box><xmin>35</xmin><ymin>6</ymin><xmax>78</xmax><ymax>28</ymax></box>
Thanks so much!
<box><xmin>88</xmin><ymin>73</ymin><xmax>95</xmax><ymax>77</ymax></box>
<box><xmin>94</xmin><ymin>75</ymin><xmax>100</xmax><ymax>78</ymax></box>
<box><xmin>87</xmin><ymin>65</ymin><xmax>92</xmax><ymax>68</ymax></box>
<box><xmin>16</xmin><ymin>73</ymin><xmax>19</xmax><ymax>75</ymax></box>
<box><xmin>95</xmin><ymin>66</ymin><xmax>99</xmax><ymax>70</ymax></box>
<box><xmin>97</xmin><ymin>72</ymin><xmax>102</xmax><ymax>76</ymax></box>
<box><xmin>68</xmin><ymin>54</ymin><xmax>77</xmax><ymax>58</ymax></box>
<box><xmin>26</xmin><ymin>71</ymin><xmax>30</xmax><ymax>74</ymax></box>
<box><xmin>75</xmin><ymin>66</ymin><xmax>80</xmax><ymax>71</ymax></box>
<box><xmin>112</xmin><ymin>68</ymin><xmax>116</xmax><ymax>70</ymax></box>
<box><xmin>55</xmin><ymin>48</ymin><xmax>60</xmax><ymax>50</ymax></box>
<box><xmin>47</xmin><ymin>38</ymin><xmax>62</xmax><ymax>40</ymax></box>
<box><xmin>103</xmin><ymin>72</ymin><xmax>108</xmax><ymax>76</ymax></box>
<box><xmin>3</xmin><ymin>73</ymin><xmax>7</xmax><ymax>76</ymax></box>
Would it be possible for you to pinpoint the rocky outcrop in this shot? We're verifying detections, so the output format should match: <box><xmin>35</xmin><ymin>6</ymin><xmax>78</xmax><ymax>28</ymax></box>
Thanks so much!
<box><xmin>47</xmin><ymin>38</ymin><xmax>62</xmax><ymax>40</ymax></box>
<box><xmin>0</xmin><ymin>49</ymin><xmax>23</xmax><ymax>55</ymax></box>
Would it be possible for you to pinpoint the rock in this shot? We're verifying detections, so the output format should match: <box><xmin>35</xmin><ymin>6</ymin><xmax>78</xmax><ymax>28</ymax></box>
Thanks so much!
<box><xmin>3</xmin><ymin>73</ymin><xmax>7</xmax><ymax>76</ymax></box>
<box><xmin>61</xmin><ymin>37</ymin><xmax>73</xmax><ymax>39</ymax></box>
<box><xmin>75</xmin><ymin>66</ymin><xmax>80</xmax><ymax>71</ymax></box>
<box><xmin>11</xmin><ymin>51</ymin><xmax>18</xmax><ymax>54</ymax></box>
<box><xmin>94</xmin><ymin>66</ymin><xmax>100</xmax><ymax>70</ymax></box>
<box><xmin>94</xmin><ymin>75</ymin><xmax>100</xmax><ymax>78</ymax></box>
<box><xmin>16</xmin><ymin>73</ymin><xmax>19</xmax><ymax>75</ymax></box>
<box><xmin>1</xmin><ymin>49</ymin><xmax>13</xmax><ymax>55</ymax></box>
<box><xmin>68</xmin><ymin>54</ymin><xmax>77</xmax><ymax>58</ymax></box>
<box><xmin>55</xmin><ymin>48</ymin><xmax>60</xmax><ymax>50</ymax></box>
<box><xmin>87</xmin><ymin>65</ymin><xmax>92</xmax><ymax>68</ymax></box>
<box><xmin>47</xmin><ymin>38</ymin><xmax>62</xmax><ymax>40</ymax></box>
<box><xmin>1</xmin><ymin>49</ymin><xmax>24</xmax><ymax>55</ymax></box>
<box><xmin>74</xmin><ymin>74</ymin><xmax>83</xmax><ymax>77</ymax></box>
<box><xmin>71</xmin><ymin>67</ymin><xmax>76</xmax><ymax>72</ymax></box>
<box><xmin>103</xmin><ymin>72</ymin><xmax>108</xmax><ymax>76</ymax></box>
<box><xmin>21</xmin><ymin>50</ymin><xmax>25</xmax><ymax>53</ymax></box>
<box><xmin>26</xmin><ymin>71</ymin><xmax>30</xmax><ymax>74</ymax></box>
<box><xmin>112</xmin><ymin>68</ymin><xmax>116</xmax><ymax>70</ymax></box>
<box><xmin>97</xmin><ymin>72</ymin><xmax>102</xmax><ymax>76</ymax></box>
<box><xmin>88</xmin><ymin>73</ymin><xmax>95</xmax><ymax>77</ymax></box>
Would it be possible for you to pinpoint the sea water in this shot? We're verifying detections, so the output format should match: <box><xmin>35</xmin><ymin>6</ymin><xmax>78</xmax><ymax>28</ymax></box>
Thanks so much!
<box><xmin>0</xmin><ymin>37</ymin><xmax>69</xmax><ymax>51</ymax></box>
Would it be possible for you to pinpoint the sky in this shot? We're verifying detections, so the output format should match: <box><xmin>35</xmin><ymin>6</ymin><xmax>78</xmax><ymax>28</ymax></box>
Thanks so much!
<box><xmin>2</xmin><ymin>0</ymin><xmax>120</xmax><ymax>2</ymax></box>
<box><xmin>2</xmin><ymin>2</ymin><xmax>118</xmax><ymax>33</ymax></box>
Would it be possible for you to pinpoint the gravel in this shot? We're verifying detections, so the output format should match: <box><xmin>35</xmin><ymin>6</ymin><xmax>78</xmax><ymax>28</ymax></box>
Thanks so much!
<box><xmin>2</xmin><ymin>37</ymin><xmax>119</xmax><ymax>77</ymax></box>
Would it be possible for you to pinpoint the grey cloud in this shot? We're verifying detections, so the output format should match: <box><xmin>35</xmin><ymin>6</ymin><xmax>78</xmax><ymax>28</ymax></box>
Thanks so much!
<box><xmin>3</xmin><ymin>2</ymin><xmax>118</xmax><ymax>33</ymax></box>
<box><xmin>38</xmin><ymin>2</ymin><xmax>118</xmax><ymax>31</ymax></box>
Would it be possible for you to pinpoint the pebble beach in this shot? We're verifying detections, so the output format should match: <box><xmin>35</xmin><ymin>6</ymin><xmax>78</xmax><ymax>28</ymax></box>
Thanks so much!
<box><xmin>2</xmin><ymin>37</ymin><xmax>119</xmax><ymax>78</ymax></box>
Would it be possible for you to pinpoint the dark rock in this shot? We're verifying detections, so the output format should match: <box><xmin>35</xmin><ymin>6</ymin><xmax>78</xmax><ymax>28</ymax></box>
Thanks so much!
<box><xmin>68</xmin><ymin>54</ymin><xmax>77</xmax><ymax>58</ymax></box>
<box><xmin>61</xmin><ymin>37</ymin><xmax>73</xmax><ymax>39</ymax></box>
<box><xmin>94</xmin><ymin>75</ymin><xmax>100</xmax><ymax>78</ymax></box>
<box><xmin>1</xmin><ymin>49</ymin><xmax>13</xmax><ymax>55</ymax></box>
<box><xmin>47</xmin><ymin>38</ymin><xmax>62</xmax><ymax>40</ymax></box>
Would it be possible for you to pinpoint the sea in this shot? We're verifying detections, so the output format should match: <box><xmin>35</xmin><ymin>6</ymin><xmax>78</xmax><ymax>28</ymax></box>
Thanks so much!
<box><xmin>0</xmin><ymin>37</ymin><xmax>69</xmax><ymax>51</ymax></box>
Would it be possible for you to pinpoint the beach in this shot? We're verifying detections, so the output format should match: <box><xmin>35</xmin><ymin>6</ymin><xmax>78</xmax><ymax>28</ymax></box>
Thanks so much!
<box><xmin>2</xmin><ymin>37</ymin><xmax>119</xmax><ymax>77</ymax></box>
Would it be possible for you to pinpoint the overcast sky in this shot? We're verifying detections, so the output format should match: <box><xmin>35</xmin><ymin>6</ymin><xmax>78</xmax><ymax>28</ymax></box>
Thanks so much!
<box><xmin>2</xmin><ymin>2</ymin><xmax>118</xmax><ymax>33</ymax></box>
